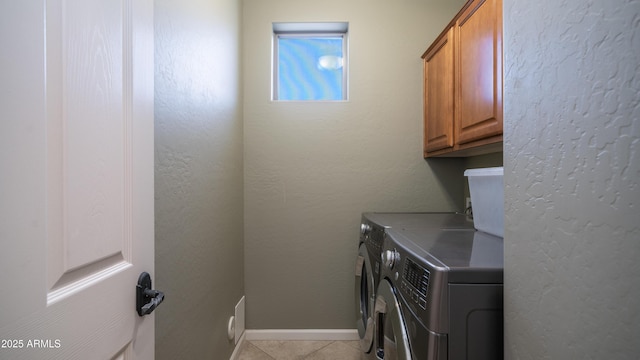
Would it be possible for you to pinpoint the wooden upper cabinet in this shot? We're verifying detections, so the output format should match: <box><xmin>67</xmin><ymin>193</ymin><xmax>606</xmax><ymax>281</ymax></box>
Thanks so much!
<box><xmin>422</xmin><ymin>0</ymin><xmax>503</xmax><ymax>157</ymax></box>
<box><xmin>423</xmin><ymin>27</ymin><xmax>454</xmax><ymax>153</ymax></box>
<box><xmin>456</xmin><ymin>0</ymin><xmax>502</xmax><ymax>145</ymax></box>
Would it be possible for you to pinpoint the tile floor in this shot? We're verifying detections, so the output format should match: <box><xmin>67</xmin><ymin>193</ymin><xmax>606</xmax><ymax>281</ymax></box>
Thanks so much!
<box><xmin>236</xmin><ymin>340</ymin><xmax>365</xmax><ymax>360</ymax></box>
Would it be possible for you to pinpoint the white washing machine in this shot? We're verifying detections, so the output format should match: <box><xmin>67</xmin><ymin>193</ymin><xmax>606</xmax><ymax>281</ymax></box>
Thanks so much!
<box><xmin>374</xmin><ymin>214</ymin><xmax>503</xmax><ymax>360</ymax></box>
<box><xmin>356</xmin><ymin>213</ymin><xmax>476</xmax><ymax>359</ymax></box>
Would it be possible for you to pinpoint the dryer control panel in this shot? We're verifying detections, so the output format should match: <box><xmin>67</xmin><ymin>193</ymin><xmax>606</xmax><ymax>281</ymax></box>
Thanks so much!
<box><xmin>400</xmin><ymin>258</ymin><xmax>429</xmax><ymax>310</ymax></box>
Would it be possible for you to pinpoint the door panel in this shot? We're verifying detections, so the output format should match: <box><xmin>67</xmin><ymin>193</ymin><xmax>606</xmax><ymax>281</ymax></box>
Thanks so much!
<box><xmin>455</xmin><ymin>0</ymin><xmax>502</xmax><ymax>144</ymax></box>
<box><xmin>355</xmin><ymin>244</ymin><xmax>375</xmax><ymax>353</ymax></box>
<box><xmin>423</xmin><ymin>27</ymin><xmax>454</xmax><ymax>153</ymax></box>
<box><xmin>47</xmin><ymin>0</ymin><xmax>132</xmax><ymax>301</ymax></box>
<box><xmin>0</xmin><ymin>0</ymin><xmax>154</xmax><ymax>359</ymax></box>
<box><xmin>375</xmin><ymin>280</ymin><xmax>411</xmax><ymax>360</ymax></box>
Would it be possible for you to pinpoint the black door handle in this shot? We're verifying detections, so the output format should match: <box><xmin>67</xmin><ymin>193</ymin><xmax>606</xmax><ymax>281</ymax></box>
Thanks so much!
<box><xmin>136</xmin><ymin>272</ymin><xmax>165</xmax><ymax>316</ymax></box>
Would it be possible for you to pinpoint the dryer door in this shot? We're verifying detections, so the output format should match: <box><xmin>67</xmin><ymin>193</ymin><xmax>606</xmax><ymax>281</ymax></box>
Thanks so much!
<box><xmin>355</xmin><ymin>243</ymin><xmax>376</xmax><ymax>354</ymax></box>
<box><xmin>375</xmin><ymin>279</ymin><xmax>411</xmax><ymax>360</ymax></box>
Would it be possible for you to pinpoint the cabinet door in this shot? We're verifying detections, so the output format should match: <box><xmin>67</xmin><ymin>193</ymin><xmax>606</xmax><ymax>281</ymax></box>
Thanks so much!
<box><xmin>456</xmin><ymin>0</ymin><xmax>502</xmax><ymax>145</ymax></box>
<box><xmin>423</xmin><ymin>27</ymin><xmax>455</xmax><ymax>154</ymax></box>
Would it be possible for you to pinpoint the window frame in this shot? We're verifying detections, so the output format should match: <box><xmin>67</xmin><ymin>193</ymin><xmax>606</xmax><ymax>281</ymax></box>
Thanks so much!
<box><xmin>272</xmin><ymin>22</ymin><xmax>349</xmax><ymax>101</ymax></box>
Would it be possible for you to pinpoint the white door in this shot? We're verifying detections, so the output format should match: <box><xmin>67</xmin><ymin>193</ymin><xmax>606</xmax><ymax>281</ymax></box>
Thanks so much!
<box><xmin>0</xmin><ymin>0</ymin><xmax>155</xmax><ymax>359</ymax></box>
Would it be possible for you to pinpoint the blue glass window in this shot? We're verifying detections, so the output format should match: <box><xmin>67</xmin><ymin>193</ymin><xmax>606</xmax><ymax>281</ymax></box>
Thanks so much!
<box><xmin>273</xmin><ymin>23</ymin><xmax>348</xmax><ymax>101</ymax></box>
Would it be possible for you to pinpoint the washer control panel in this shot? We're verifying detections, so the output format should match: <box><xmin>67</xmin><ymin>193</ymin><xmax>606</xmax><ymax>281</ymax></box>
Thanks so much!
<box><xmin>400</xmin><ymin>258</ymin><xmax>430</xmax><ymax>310</ymax></box>
<box><xmin>360</xmin><ymin>221</ymin><xmax>383</xmax><ymax>254</ymax></box>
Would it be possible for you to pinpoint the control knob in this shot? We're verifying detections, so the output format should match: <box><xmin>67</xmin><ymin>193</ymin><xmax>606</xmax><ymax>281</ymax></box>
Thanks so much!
<box><xmin>382</xmin><ymin>249</ymin><xmax>400</xmax><ymax>270</ymax></box>
<box><xmin>360</xmin><ymin>223</ymin><xmax>372</xmax><ymax>235</ymax></box>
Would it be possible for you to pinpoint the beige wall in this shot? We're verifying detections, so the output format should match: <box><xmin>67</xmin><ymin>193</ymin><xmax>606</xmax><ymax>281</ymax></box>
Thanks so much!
<box><xmin>243</xmin><ymin>0</ymin><xmax>467</xmax><ymax>329</ymax></box>
<box><xmin>504</xmin><ymin>0</ymin><xmax>640</xmax><ymax>357</ymax></box>
<box><xmin>154</xmin><ymin>0</ymin><xmax>244</xmax><ymax>358</ymax></box>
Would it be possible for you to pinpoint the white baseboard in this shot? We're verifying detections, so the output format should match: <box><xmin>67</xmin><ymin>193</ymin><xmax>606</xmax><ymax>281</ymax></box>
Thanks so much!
<box><xmin>244</xmin><ymin>329</ymin><xmax>359</xmax><ymax>341</ymax></box>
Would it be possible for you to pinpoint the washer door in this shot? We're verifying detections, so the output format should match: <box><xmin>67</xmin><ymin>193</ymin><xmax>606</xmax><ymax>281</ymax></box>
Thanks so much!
<box><xmin>375</xmin><ymin>279</ymin><xmax>411</xmax><ymax>360</ymax></box>
<box><xmin>355</xmin><ymin>243</ymin><xmax>375</xmax><ymax>354</ymax></box>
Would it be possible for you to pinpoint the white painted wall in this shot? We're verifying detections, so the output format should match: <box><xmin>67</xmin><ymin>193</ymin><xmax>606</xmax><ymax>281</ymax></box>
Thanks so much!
<box><xmin>154</xmin><ymin>0</ymin><xmax>244</xmax><ymax>358</ymax></box>
<box><xmin>243</xmin><ymin>0</ymin><xmax>467</xmax><ymax>329</ymax></box>
<box><xmin>503</xmin><ymin>0</ymin><xmax>640</xmax><ymax>358</ymax></box>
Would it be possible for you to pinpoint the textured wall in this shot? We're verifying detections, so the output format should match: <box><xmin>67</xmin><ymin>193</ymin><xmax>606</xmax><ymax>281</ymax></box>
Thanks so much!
<box><xmin>154</xmin><ymin>0</ymin><xmax>244</xmax><ymax>358</ymax></box>
<box><xmin>243</xmin><ymin>0</ymin><xmax>467</xmax><ymax>329</ymax></box>
<box><xmin>503</xmin><ymin>0</ymin><xmax>640</xmax><ymax>358</ymax></box>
